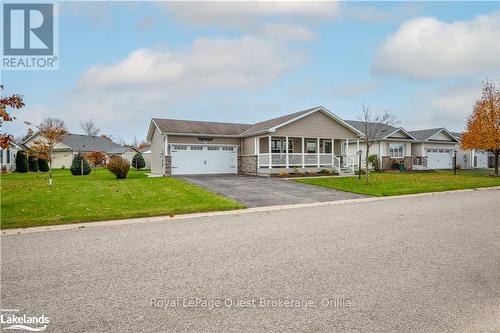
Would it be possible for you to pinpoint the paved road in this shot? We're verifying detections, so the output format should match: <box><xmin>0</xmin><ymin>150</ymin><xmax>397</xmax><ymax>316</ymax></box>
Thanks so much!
<box><xmin>1</xmin><ymin>189</ymin><xmax>499</xmax><ymax>332</ymax></box>
<box><xmin>179</xmin><ymin>174</ymin><xmax>366</xmax><ymax>206</ymax></box>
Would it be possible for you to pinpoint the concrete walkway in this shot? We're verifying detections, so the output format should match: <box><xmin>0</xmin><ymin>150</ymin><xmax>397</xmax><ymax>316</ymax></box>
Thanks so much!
<box><xmin>179</xmin><ymin>174</ymin><xmax>367</xmax><ymax>207</ymax></box>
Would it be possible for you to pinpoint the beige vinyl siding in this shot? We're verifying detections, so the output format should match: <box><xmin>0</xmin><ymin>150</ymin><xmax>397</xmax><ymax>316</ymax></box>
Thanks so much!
<box><xmin>150</xmin><ymin>126</ymin><xmax>164</xmax><ymax>175</ymax></box>
<box><xmin>242</xmin><ymin>137</ymin><xmax>256</xmax><ymax>155</ymax></box>
<box><xmin>274</xmin><ymin>112</ymin><xmax>359</xmax><ymax>139</ymax></box>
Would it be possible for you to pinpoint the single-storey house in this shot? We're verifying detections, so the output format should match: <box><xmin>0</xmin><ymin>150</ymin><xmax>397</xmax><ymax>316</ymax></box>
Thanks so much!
<box><xmin>0</xmin><ymin>141</ymin><xmax>22</xmax><ymax>172</ymax></box>
<box><xmin>408</xmin><ymin>128</ymin><xmax>460</xmax><ymax>170</ymax></box>
<box><xmin>23</xmin><ymin>133</ymin><xmax>138</xmax><ymax>168</ymax></box>
<box><xmin>346</xmin><ymin>121</ymin><xmax>419</xmax><ymax>170</ymax></box>
<box><xmin>146</xmin><ymin>106</ymin><xmax>364</xmax><ymax>176</ymax></box>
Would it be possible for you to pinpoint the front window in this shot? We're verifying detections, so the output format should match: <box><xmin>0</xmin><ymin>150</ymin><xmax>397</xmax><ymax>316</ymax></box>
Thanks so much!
<box><xmin>306</xmin><ymin>140</ymin><xmax>317</xmax><ymax>153</ymax></box>
<box><xmin>389</xmin><ymin>144</ymin><xmax>404</xmax><ymax>158</ymax></box>
<box><xmin>271</xmin><ymin>138</ymin><xmax>293</xmax><ymax>153</ymax></box>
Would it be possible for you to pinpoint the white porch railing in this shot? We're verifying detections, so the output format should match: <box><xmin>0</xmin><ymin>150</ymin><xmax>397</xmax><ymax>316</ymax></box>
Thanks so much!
<box><xmin>258</xmin><ymin>153</ymin><xmax>348</xmax><ymax>172</ymax></box>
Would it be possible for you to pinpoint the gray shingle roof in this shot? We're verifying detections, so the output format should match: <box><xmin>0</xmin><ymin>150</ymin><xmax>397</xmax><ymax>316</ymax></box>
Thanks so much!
<box><xmin>152</xmin><ymin>118</ymin><xmax>252</xmax><ymax>136</ymax></box>
<box><xmin>240</xmin><ymin>107</ymin><xmax>319</xmax><ymax>136</ymax></box>
<box><xmin>61</xmin><ymin>134</ymin><xmax>129</xmax><ymax>153</ymax></box>
<box><xmin>346</xmin><ymin>120</ymin><xmax>399</xmax><ymax>136</ymax></box>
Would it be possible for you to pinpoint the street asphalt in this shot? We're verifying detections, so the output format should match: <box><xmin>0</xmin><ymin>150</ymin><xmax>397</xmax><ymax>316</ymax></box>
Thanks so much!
<box><xmin>1</xmin><ymin>188</ymin><xmax>499</xmax><ymax>332</ymax></box>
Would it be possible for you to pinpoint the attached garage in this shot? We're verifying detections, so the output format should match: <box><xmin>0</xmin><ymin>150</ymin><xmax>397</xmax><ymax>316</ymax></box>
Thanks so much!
<box><xmin>170</xmin><ymin>144</ymin><xmax>237</xmax><ymax>175</ymax></box>
<box><xmin>426</xmin><ymin>149</ymin><xmax>453</xmax><ymax>169</ymax></box>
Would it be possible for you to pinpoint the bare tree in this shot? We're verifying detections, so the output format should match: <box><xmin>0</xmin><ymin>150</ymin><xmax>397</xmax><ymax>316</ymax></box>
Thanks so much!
<box><xmin>80</xmin><ymin>120</ymin><xmax>100</xmax><ymax>136</ymax></box>
<box><xmin>25</xmin><ymin>118</ymin><xmax>68</xmax><ymax>187</ymax></box>
<box><xmin>357</xmin><ymin>104</ymin><xmax>398</xmax><ymax>183</ymax></box>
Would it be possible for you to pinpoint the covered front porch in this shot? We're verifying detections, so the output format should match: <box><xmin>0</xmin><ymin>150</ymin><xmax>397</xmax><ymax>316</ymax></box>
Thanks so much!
<box><xmin>256</xmin><ymin>136</ymin><xmax>360</xmax><ymax>174</ymax></box>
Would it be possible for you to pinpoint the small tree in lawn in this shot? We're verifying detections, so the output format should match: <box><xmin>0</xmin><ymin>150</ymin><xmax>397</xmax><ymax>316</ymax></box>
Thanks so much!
<box><xmin>15</xmin><ymin>150</ymin><xmax>28</xmax><ymax>173</ymax></box>
<box><xmin>70</xmin><ymin>153</ymin><xmax>91</xmax><ymax>176</ymax></box>
<box><xmin>131</xmin><ymin>153</ymin><xmax>145</xmax><ymax>170</ymax></box>
<box><xmin>461</xmin><ymin>80</ymin><xmax>500</xmax><ymax>176</ymax></box>
<box><xmin>85</xmin><ymin>151</ymin><xmax>106</xmax><ymax>176</ymax></box>
<box><xmin>357</xmin><ymin>104</ymin><xmax>398</xmax><ymax>184</ymax></box>
<box><xmin>25</xmin><ymin>118</ymin><xmax>68</xmax><ymax>186</ymax></box>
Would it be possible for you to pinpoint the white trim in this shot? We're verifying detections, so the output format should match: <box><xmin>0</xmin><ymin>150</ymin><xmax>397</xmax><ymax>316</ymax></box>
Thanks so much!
<box><xmin>423</xmin><ymin>128</ymin><xmax>459</xmax><ymax>143</ymax></box>
<box><xmin>268</xmin><ymin>136</ymin><xmax>272</xmax><ymax>169</ymax></box>
<box><xmin>285</xmin><ymin>136</ymin><xmax>289</xmax><ymax>168</ymax></box>
<box><xmin>383</xmin><ymin>127</ymin><xmax>417</xmax><ymax>141</ymax></box>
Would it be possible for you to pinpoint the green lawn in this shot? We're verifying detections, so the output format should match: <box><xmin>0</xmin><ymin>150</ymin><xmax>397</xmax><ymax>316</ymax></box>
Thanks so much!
<box><xmin>295</xmin><ymin>170</ymin><xmax>500</xmax><ymax>197</ymax></box>
<box><xmin>0</xmin><ymin>169</ymin><xmax>244</xmax><ymax>229</ymax></box>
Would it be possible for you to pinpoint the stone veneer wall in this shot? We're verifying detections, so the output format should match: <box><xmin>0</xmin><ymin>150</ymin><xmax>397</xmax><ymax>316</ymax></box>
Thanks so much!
<box><xmin>238</xmin><ymin>155</ymin><xmax>257</xmax><ymax>175</ymax></box>
<box><xmin>382</xmin><ymin>156</ymin><xmax>413</xmax><ymax>170</ymax></box>
<box><xmin>164</xmin><ymin>156</ymin><xmax>172</xmax><ymax>176</ymax></box>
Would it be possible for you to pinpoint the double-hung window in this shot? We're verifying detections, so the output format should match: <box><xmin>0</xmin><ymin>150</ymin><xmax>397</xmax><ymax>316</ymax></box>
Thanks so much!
<box><xmin>389</xmin><ymin>143</ymin><xmax>404</xmax><ymax>158</ymax></box>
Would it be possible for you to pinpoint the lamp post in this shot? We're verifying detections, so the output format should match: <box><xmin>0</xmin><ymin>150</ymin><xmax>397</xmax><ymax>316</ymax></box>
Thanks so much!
<box><xmin>357</xmin><ymin>150</ymin><xmax>362</xmax><ymax>180</ymax></box>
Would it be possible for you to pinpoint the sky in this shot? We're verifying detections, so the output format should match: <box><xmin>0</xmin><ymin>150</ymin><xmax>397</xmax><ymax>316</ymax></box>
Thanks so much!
<box><xmin>2</xmin><ymin>1</ymin><xmax>499</xmax><ymax>144</ymax></box>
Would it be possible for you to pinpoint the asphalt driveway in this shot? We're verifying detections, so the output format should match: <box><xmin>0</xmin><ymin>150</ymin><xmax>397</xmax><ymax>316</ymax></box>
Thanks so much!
<box><xmin>178</xmin><ymin>174</ymin><xmax>367</xmax><ymax>207</ymax></box>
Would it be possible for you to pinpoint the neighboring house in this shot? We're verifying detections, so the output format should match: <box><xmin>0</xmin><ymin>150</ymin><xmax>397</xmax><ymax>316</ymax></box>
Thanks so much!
<box><xmin>0</xmin><ymin>142</ymin><xmax>22</xmax><ymax>172</ymax></box>
<box><xmin>23</xmin><ymin>133</ymin><xmax>138</xmax><ymax>168</ymax></box>
<box><xmin>346</xmin><ymin>121</ymin><xmax>418</xmax><ymax>170</ymax></box>
<box><xmin>137</xmin><ymin>145</ymin><xmax>151</xmax><ymax>169</ymax></box>
<box><xmin>408</xmin><ymin>128</ymin><xmax>460</xmax><ymax>170</ymax></box>
<box><xmin>451</xmin><ymin>132</ymin><xmax>489</xmax><ymax>169</ymax></box>
<box><xmin>146</xmin><ymin>106</ymin><xmax>364</xmax><ymax>176</ymax></box>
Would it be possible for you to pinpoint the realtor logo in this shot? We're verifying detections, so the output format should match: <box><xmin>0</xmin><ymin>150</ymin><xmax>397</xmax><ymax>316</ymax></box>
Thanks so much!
<box><xmin>1</xmin><ymin>2</ymin><xmax>58</xmax><ymax>70</ymax></box>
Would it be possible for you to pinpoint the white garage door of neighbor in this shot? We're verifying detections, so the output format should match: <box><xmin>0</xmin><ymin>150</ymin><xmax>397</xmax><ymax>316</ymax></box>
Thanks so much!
<box><xmin>171</xmin><ymin>144</ymin><xmax>237</xmax><ymax>175</ymax></box>
<box><xmin>426</xmin><ymin>149</ymin><xmax>453</xmax><ymax>169</ymax></box>
<box><xmin>474</xmin><ymin>151</ymin><xmax>489</xmax><ymax>168</ymax></box>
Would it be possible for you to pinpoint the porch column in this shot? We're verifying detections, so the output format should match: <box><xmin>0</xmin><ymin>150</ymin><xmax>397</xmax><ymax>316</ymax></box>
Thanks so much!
<box><xmin>346</xmin><ymin>138</ymin><xmax>349</xmax><ymax>155</ymax></box>
<box><xmin>317</xmin><ymin>138</ymin><xmax>320</xmax><ymax>167</ymax></box>
<box><xmin>301</xmin><ymin>137</ymin><xmax>305</xmax><ymax>168</ymax></box>
<box><xmin>268</xmin><ymin>136</ymin><xmax>272</xmax><ymax>169</ymax></box>
<box><xmin>285</xmin><ymin>136</ymin><xmax>289</xmax><ymax>168</ymax></box>
<box><xmin>356</xmin><ymin>138</ymin><xmax>359</xmax><ymax>152</ymax></box>
<box><xmin>331</xmin><ymin>138</ymin><xmax>335</xmax><ymax>167</ymax></box>
<box><xmin>255</xmin><ymin>137</ymin><xmax>259</xmax><ymax>168</ymax></box>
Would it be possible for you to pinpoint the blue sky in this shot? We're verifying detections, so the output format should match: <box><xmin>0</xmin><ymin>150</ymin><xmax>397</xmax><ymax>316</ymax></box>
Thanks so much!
<box><xmin>2</xmin><ymin>1</ymin><xmax>499</xmax><ymax>143</ymax></box>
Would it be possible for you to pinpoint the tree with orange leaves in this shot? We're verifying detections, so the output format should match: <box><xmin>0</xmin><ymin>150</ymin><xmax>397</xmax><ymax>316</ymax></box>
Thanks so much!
<box><xmin>85</xmin><ymin>151</ymin><xmax>106</xmax><ymax>176</ymax></box>
<box><xmin>0</xmin><ymin>85</ymin><xmax>25</xmax><ymax>149</ymax></box>
<box><xmin>461</xmin><ymin>80</ymin><xmax>500</xmax><ymax>176</ymax></box>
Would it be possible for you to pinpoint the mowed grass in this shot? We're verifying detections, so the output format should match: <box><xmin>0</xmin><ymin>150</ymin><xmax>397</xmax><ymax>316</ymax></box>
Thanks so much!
<box><xmin>0</xmin><ymin>169</ymin><xmax>244</xmax><ymax>229</ymax></box>
<box><xmin>295</xmin><ymin>170</ymin><xmax>500</xmax><ymax>197</ymax></box>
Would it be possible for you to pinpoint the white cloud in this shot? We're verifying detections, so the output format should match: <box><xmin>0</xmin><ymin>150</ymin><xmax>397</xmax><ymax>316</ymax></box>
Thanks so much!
<box><xmin>374</xmin><ymin>12</ymin><xmax>500</xmax><ymax>79</ymax></box>
<box><xmin>332</xmin><ymin>83</ymin><xmax>379</xmax><ymax>97</ymax></box>
<box><xmin>406</xmin><ymin>80</ymin><xmax>483</xmax><ymax>131</ymax></box>
<box><xmin>78</xmin><ymin>36</ymin><xmax>303</xmax><ymax>90</ymax></box>
<box><xmin>162</xmin><ymin>2</ymin><xmax>338</xmax><ymax>41</ymax></box>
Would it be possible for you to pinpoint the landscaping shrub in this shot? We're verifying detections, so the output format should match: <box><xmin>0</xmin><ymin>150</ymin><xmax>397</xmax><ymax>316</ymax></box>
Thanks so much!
<box><xmin>38</xmin><ymin>158</ymin><xmax>49</xmax><ymax>172</ymax></box>
<box><xmin>131</xmin><ymin>153</ymin><xmax>146</xmax><ymax>170</ymax></box>
<box><xmin>107</xmin><ymin>156</ymin><xmax>130</xmax><ymax>179</ymax></box>
<box><xmin>15</xmin><ymin>150</ymin><xmax>28</xmax><ymax>173</ymax></box>
<box><xmin>70</xmin><ymin>153</ymin><xmax>91</xmax><ymax>175</ymax></box>
<box><xmin>28</xmin><ymin>156</ymin><xmax>39</xmax><ymax>172</ymax></box>
<box><xmin>367</xmin><ymin>154</ymin><xmax>380</xmax><ymax>172</ymax></box>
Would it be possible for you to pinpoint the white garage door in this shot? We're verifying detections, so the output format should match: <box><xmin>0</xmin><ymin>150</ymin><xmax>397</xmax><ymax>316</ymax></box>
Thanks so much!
<box><xmin>427</xmin><ymin>149</ymin><xmax>453</xmax><ymax>169</ymax></box>
<box><xmin>171</xmin><ymin>144</ymin><xmax>237</xmax><ymax>175</ymax></box>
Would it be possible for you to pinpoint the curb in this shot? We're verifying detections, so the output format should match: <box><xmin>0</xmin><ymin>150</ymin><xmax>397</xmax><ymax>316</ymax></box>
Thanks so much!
<box><xmin>2</xmin><ymin>186</ymin><xmax>499</xmax><ymax>236</ymax></box>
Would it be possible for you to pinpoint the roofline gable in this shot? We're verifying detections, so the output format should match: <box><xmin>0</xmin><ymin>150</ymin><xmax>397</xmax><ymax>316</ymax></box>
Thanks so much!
<box><xmin>383</xmin><ymin>127</ymin><xmax>417</xmax><ymax>141</ymax></box>
<box><xmin>425</xmin><ymin>128</ymin><xmax>459</xmax><ymax>142</ymax></box>
<box><xmin>268</xmin><ymin>106</ymin><xmax>364</xmax><ymax>137</ymax></box>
